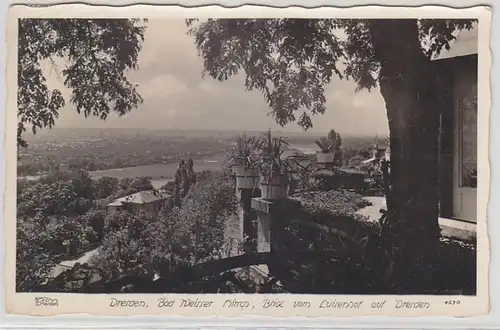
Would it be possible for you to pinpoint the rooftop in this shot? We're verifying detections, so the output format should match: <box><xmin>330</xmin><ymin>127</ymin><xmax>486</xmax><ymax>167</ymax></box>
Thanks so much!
<box><xmin>108</xmin><ymin>189</ymin><xmax>170</xmax><ymax>207</ymax></box>
<box><xmin>432</xmin><ymin>23</ymin><xmax>478</xmax><ymax>61</ymax></box>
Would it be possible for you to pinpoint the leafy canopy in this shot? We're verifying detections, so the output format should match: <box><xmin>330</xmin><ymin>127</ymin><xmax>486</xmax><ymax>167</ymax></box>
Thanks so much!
<box><xmin>18</xmin><ymin>19</ymin><xmax>147</xmax><ymax>147</ymax></box>
<box><xmin>186</xmin><ymin>19</ymin><xmax>476</xmax><ymax>130</ymax></box>
<box><xmin>16</xmin><ymin>170</ymin><xmax>155</xmax><ymax>291</ymax></box>
<box><xmin>91</xmin><ymin>170</ymin><xmax>238</xmax><ymax>281</ymax></box>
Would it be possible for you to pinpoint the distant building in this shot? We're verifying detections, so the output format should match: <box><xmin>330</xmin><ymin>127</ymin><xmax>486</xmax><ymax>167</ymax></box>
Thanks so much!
<box><xmin>107</xmin><ymin>189</ymin><xmax>171</xmax><ymax>213</ymax></box>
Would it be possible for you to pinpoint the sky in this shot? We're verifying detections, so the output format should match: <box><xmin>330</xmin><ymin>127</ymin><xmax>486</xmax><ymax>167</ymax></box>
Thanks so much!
<box><xmin>44</xmin><ymin>19</ymin><xmax>389</xmax><ymax>136</ymax></box>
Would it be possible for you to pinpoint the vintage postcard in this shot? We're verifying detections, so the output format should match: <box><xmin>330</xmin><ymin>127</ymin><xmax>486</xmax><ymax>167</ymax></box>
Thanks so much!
<box><xmin>5</xmin><ymin>4</ymin><xmax>491</xmax><ymax>317</ymax></box>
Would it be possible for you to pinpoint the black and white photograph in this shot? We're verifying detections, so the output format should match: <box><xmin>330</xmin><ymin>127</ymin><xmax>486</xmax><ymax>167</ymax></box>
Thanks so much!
<box><xmin>6</xmin><ymin>4</ymin><xmax>490</xmax><ymax>317</ymax></box>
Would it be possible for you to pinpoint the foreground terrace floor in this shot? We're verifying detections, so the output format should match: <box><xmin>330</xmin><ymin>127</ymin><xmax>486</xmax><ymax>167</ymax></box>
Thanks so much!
<box><xmin>358</xmin><ymin>196</ymin><xmax>476</xmax><ymax>242</ymax></box>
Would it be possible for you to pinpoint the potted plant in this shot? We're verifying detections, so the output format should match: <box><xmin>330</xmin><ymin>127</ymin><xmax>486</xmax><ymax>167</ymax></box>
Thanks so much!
<box><xmin>224</xmin><ymin>134</ymin><xmax>260</xmax><ymax>190</ymax></box>
<box><xmin>257</xmin><ymin>130</ymin><xmax>290</xmax><ymax>200</ymax></box>
<box><xmin>315</xmin><ymin>129</ymin><xmax>342</xmax><ymax>167</ymax></box>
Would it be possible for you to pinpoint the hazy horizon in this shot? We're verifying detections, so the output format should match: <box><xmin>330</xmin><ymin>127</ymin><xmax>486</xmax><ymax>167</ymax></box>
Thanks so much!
<box><xmin>26</xmin><ymin>126</ymin><xmax>387</xmax><ymax>140</ymax></box>
<box><xmin>40</xmin><ymin>19</ymin><xmax>390</xmax><ymax>137</ymax></box>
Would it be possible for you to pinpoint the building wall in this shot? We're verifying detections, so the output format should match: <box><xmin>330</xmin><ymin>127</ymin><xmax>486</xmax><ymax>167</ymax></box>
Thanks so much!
<box><xmin>437</xmin><ymin>54</ymin><xmax>477</xmax><ymax>221</ymax></box>
<box><xmin>107</xmin><ymin>201</ymin><xmax>162</xmax><ymax>214</ymax></box>
<box><xmin>453</xmin><ymin>56</ymin><xmax>478</xmax><ymax>188</ymax></box>
<box><xmin>452</xmin><ymin>55</ymin><xmax>478</xmax><ymax>222</ymax></box>
<box><xmin>437</xmin><ymin>58</ymin><xmax>456</xmax><ymax>218</ymax></box>
<box><xmin>130</xmin><ymin>202</ymin><xmax>156</xmax><ymax>213</ymax></box>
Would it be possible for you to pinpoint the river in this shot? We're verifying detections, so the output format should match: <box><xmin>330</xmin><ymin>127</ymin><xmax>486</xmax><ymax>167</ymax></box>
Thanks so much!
<box><xmin>89</xmin><ymin>154</ymin><xmax>226</xmax><ymax>188</ymax></box>
<box><xmin>18</xmin><ymin>144</ymin><xmax>318</xmax><ymax>189</ymax></box>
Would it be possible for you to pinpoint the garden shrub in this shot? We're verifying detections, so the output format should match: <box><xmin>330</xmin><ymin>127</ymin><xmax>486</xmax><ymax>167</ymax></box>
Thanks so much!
<box><xmin>285</xmin><ymin>190</ymin><xmax>378</xmax><ymax>256</ymax></box>
<box><xmin>294</xmin><ymin>190</ymin><xmax>373</xmax><ymax>225</ymax></box>
<box><xmin>312</xmin><ymin>169</ymin><xmax>366</xmax><ymax>191</ymax></box>
<box><xmin>433</xmin><ymin>237</ymin><xmax>476</xmax><ymax>295</ymax></box>
<box><xmin>290</xmin><ymin>189</ymin><xmax>476</xmax><ymax>294</ymax></box>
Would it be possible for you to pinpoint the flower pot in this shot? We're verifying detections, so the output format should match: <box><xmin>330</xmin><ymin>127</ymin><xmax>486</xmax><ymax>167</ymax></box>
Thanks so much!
<box><xmin>233</xmin><ymin>166</ymin><xmax>260</xmax><ymax>190</ymax></box>
<box><xmin>316</xmin><ymin>152</ymin><xmax>335</xmax><ymax>164</ymax></box>
<box><xmin>259</xmin><ymin>174</ymin><xmax>289</xmax><ymax>200</ymax></box>
<box><xmin>64</xmin><ymin>240</ymin><xmax>78</xmax><ymax>257</ymax></box>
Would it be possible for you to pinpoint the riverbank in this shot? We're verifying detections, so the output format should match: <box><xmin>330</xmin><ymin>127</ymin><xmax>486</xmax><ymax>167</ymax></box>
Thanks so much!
<box><xmin>19</xmin><ymin>154</ymin><xmax>226</xmax><ymax>184</ymax></box>
<box><xmin>18</xmin><ymin>144</ymin><xmax>318</xmax><ymax>188</ymax></box>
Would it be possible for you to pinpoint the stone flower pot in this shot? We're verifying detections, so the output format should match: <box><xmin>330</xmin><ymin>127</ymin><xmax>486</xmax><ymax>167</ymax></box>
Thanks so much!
<box><xmin>63</xmin><ymin>240</ymin><xmax>78</xmax><ymax>257</ymax></box>
<box><xmin>233</xmin><ymin>166</ymin><xmax>260</xmax><ymax>190</ymax></box>
<box><xmin>259</xmin><ymin>174</ymin><xmax>289</xmax><ymax>200</ymax></box>
<box><xmin>316</xmin><ymin>152</ymin><xmax>335</xmax><ymax>164</ymax></box>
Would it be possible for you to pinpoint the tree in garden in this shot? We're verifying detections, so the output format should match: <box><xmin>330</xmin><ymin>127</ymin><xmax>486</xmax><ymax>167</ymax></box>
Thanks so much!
<box><xmin>128</xmin><ymin>177</ymin><xmax>155</xmax><ymax>192</ymax></box>
<box><xmin>92</xmin><ymin>177</ymin><xmax>120</xmax><ymax>200</ymax></box>
<box><xmin>92</xmin><ymin>210</ymin><xmax>160</xmax><ymax>280</ymax></box>
<box><xmin>147</xmin><ymin>207</ymin><xmax>194</xmax><ymax>277</ymax></box>
<box><xmin>93</xmin><ymin>207</ymin><xmax>191</xmax><ymax>281</ymax></box>
<box><xmin>42</xmin><ymin>214</ymin><xmax>98</xmax><ymax>255</ymax></box>
<box><xmin>17</xmin><ymin>19</ymin><xmax>147</xmax><ymax>147</ymax></box>
<box><xmin>92</xmin><ymin>171</ymin><xmax>236</xmax><ymax>281</ymax></box>
<box><xmin>16</xmin><ymin>170</ymin><xmax>118</xmax><ymax>291</ymax></box>
<box><xmin>17</xmin><ymin>18</ymin><xmax>147</xmax><ymax>290</ymax></box>
<box><xmin>16</xmin><ymin>224</ymin><xmax>57</xmax><ymax>291</ymax></box>
<box><xmin>17</xmin><ymin>170</ymin><xmax>96</xmax><ymax>220</ymax></box>
<box><xmin>184</xmin><ymin>158</ymin><xmax>197</xmax><ymax>195</ymax></box>
<box><xmin>186</xmin><ymin>18</ymin><xmax>476</xmax><ymax>291</ymax></box>
<box><xmin>81</xmin><ymin>209</ymin><xmax>107</xmax><ymax>241</ymax></box>
<box><xmin>16</xmin><ymin>212</ymin><xmax>97</xmax><ymax>291</ymax></box>
<box><xmin>173</xmin><ymin>159</ymin><xmax>197</xmax><ymax>205</ymax></box>
<box><xmin>103</xmin><ymin>176</ymin><xmax>155</xmax><ymax>203</ymax></box>
<box><xmin>184</xmin><ymin>170</ymin><xmax>239</xmax><ymax>262</ymax></box>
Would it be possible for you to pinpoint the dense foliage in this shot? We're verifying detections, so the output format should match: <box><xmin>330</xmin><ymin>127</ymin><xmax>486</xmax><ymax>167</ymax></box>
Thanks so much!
<box><xmin>294</xmin><ymin>189</ymin><xmax>375</xmax><ymax>237</ymax></box>
<box><xmin>89</xmin><ymin>170</ymin><xmax>238</xmax><ymax>282</ymax></box>
<box><xmin>187</xmin><ymin>19</ymin><xmax>474</xmax><ymax>130</ymax></box>
<box><xmin>16</xmin><ymin>170</ymin><xmax>155</xmax><ymax>291</ymax></box>
<box><xmin>18</xmin><ymin>19</ymin><xmax>147</xmax><ymax>147</ymax></box>
<box><xmin>298</xmin><ymin>190</ymin><xmax>372</xmax><ymax>215</ymax></box>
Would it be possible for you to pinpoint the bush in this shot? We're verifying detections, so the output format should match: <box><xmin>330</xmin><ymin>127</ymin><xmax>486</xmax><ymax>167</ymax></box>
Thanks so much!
<box><xmin>433</xmin><ymin>237</ymin><xmax>476</xmax><ymax>294</ymax></box>
<box><xmin>16</xmin><ymin>170</ymin><xmax>153</xmax><ymax>291</ymax></box>
<box><xmin>90</xmin><ymin>170</ymin><xmax>238</xmax><ymax>282</ymax></box>
<box><xmin>296</xmin><ymin>190</ymin><xmax>372</xmax><ymax>218</ymax></box>
<box><xmin>281</xmin><ymin>190</ymin><xmax>377</xmax><ymax>259</ymax></box>
<box><xmin>353</xmin><ymin>161</ymin><xmax>387</xmax><ymax>195</ymax></box>
<box><xmin>312</xmin><ymin>169</ymin><xmax>366</xmax><ymax>191</ymax></box>
<box><xmin>287</xmin><ymin>189</ymin><xmax>475</xmax><ymax>295</ymax></box>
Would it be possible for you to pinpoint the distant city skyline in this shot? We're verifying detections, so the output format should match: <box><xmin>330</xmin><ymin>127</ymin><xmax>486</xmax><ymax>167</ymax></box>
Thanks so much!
<box><xmin>42</xmin><ymin>19</ymin><xmax>389</xmax><ymax>136</ymax></box>
<box><xmin>27</xmin><ymin>126</ymin><xmax>387</xmax><ymax>139</ymax></box>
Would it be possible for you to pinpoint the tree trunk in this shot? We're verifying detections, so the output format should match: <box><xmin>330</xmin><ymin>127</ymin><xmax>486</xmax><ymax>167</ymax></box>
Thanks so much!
<box><xmin>370</xmin><ymin>20</ymin><xmax>442</xmax><ymax>293</ymax></box>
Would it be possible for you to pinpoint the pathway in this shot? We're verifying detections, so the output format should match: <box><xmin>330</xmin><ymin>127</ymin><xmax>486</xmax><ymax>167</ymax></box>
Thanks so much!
<box><xmin>51</xmin><ymin>248</ymin><xmax>99</xmax><ymax>278</ymax></box>
<box><xmin>356</xmin><ymin>196</ymin><xmax>476</xmax><ymax>242</ymax></box>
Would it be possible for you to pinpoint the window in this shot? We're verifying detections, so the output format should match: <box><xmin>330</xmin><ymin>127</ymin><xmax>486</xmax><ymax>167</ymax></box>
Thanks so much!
<box><xmin>458</xmin><ymin>96</ymin><xmax>477</xmax><ymax>188</ymax></box>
